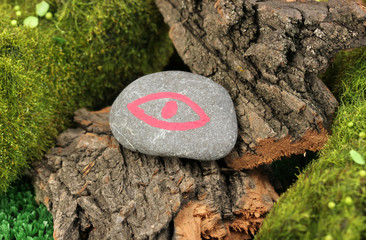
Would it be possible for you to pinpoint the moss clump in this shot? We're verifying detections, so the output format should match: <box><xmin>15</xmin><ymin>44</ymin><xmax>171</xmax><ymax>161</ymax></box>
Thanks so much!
<box><xmin>255</xmin><ymin>48</ymin><xmax>366</xmax><ymax>240</ymax></box>
<box><xmin>0</xmin><ymin>0</ymin><xmax>173</xmax><ymax>194</ymax></box>
<box><xmin>0</xmin><ymin>178</ymin><xmax>53</xmax><ymax>239</ymax></box>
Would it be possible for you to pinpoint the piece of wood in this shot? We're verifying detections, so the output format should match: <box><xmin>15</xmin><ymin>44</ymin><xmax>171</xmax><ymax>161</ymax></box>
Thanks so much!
<box><xmin>30</xmin><ymin>108</ymin><xmax>278</xmax><ymax>240</ymax></box>
<box><xmin>174</xmin><ymin>169</ymin><xmax>278</xmax><ymax>240</ymax></box>
<box><xmin>154</xmin><ymin>0</ymin><xmax>366</xmax><ymax>169</ymax></box>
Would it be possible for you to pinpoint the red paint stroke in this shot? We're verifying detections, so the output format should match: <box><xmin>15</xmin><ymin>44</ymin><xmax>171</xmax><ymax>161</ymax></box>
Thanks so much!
<box><xmin>161</xmin><ymin>100</ymin><xmax>178</xmax><ymax>119</ymax></box>
<box><xmin>127</xmin><ymin>92</ymin><xmax>210</xmax><ymax>131</ymax></box>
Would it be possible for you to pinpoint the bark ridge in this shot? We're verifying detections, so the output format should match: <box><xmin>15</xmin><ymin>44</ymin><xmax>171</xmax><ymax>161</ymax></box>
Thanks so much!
<box><xmin>31</xmin><ymin>108</ymin><xmax>278</xmax><ymax>240</ymax></box>
<box><xmin>155</xmin><ymin>0</ymin><xmax>366</xmax><ymax>169</ymax></box>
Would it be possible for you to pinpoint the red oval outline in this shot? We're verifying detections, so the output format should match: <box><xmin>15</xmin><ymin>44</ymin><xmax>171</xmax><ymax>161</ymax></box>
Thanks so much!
<box><xmin>127</xmin><ymin>92</ymin><xmax>210</xmax><ymax>131</ymax></box>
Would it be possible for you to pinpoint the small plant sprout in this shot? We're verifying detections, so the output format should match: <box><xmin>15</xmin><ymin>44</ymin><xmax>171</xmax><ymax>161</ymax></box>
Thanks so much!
<box><xmin>15</xmin><ymin>11</ymin><xmax>21</xmax><ymax>17</ymax></box>
<box><xmin>13</xmin><ymin>5</ymin><xmax>20</xmax><ymax>11</ymax></box>
<box><xmin>350</xmin><ymin>149</ymin><xmax>365</xmax><ymax>165</ymax></box>
<box><xmin>324</xmin><ymin>234</ymin><xmax>333</xmax><ymax>240</ymax></box>
<box><xmin>328</xmin><ymin>201</ymin><xmax>336</xmax><ymax>209</ymax></box>
<box><xmin>359</xmin><ymin>170</ymin><xmax>366</xmax><ymax>177</ymax></box>
<box><xmin>45</xmin><ymin>12</ymin><xmax>53</xmax><ymax>20</ymax></box>
<box><xmin>344</xmin><ymin>196</ymin><xmax>353</xmax><ymax>205</ymax></box>
<box><xmin>10</xmin><ymin>20</ymin><xmax>17</xmax><ymax>26</ymax></box>
<box><xmin>36</xmin><ymin>1</ymin><xmax>50</xmax><ymax>17</ymax></box>
<box><xmin>347</xmin><ymin>121</ymin><xmax>354</xmax><ymax>127</ymax></box>
<box><xmin>359</xmin><ymin>131</ymin><xmax>366</xmax><ymax>139</ymax></box>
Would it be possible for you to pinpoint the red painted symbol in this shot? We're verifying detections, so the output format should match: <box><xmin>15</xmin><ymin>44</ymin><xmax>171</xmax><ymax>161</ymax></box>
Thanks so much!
<box><xmin>127</xmin><ymin>92</ymin><xmax>210</xmax><ymax>131</ymax></box>
<box><xmin>161</xmin><ymin>101</ymin><xmax>178</xmax><ymax>119</ymax></box>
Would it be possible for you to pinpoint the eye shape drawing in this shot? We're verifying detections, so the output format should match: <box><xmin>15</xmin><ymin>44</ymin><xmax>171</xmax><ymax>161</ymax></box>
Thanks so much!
<box><xmin>127</xmin><ymin>92</ymin><xmax>210</xmax><ymax>131</ymax></box>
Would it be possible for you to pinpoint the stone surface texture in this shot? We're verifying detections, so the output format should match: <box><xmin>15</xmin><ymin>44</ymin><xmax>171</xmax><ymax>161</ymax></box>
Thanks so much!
<box><xmin>30</xmin><ymin>107</ymin><xmax>278</xmax><ymax>240</ymax></box>
<box><xmin>110</xmin><ymin>71</ymin><xmax>238</xmax><ymax>161</ymax></box>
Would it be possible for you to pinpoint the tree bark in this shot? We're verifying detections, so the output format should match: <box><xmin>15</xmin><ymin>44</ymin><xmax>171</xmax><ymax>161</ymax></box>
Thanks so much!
<box><xmin>30</xmin><ymin>1</ymin><xmax>366</xmax><ymax>239</ymax></box>
<box><xmin>30</xmin><ymin>107</ymin><xmax>278</xmax><ymax>240</ymax></box>
<box><xmin>154</xmin><ymin>0</ymin><xmax>366</xmax><ymax>169</ymax></box>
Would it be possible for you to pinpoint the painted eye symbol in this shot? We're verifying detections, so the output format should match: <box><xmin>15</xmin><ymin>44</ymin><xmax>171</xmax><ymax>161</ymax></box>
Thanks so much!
<box><xmin>127</xmin><ymin>92</ymin><xmax>210</xmax><ymax>131</ymax></box>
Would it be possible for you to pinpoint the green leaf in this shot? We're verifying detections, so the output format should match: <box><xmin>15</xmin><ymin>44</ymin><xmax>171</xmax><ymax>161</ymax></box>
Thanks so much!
<box><xmin>23</xmin><ymin>16</ymin><xmax>39</xmax><ymax>28</ymax></box>
<box><xmin>36</xmin><ymin>1</ymin><xmax>50</xmax><ymax>17</ymax></box>
<box><xmin>52</xmin><ymin>37</ymin><xmax>66</xmax><ymax>44</ymax></box>
<box><xmin>350</xmin><ymin>149</ymin><xmax>365</xmax><ymax>165</ymax></box>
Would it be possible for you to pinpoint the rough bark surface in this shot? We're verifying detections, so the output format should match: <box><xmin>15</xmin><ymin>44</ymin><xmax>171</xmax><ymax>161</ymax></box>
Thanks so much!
<box><xmin>155</xmin><ymin>0</ymin><xmax>366</xmax><ymax>169</ymax></box>
<box><xmin>30</xmin><ymin>107</ymin><xmax>278</xmax><ymax>240</ymax></box>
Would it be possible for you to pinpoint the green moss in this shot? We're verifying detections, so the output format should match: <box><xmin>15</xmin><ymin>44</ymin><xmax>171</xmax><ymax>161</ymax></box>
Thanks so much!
<box><xmin>0</xmin><ymin>0</ymin><xmax>173</xmax><ymax>194</ymax></box>
<box><xmin>322</xmin><ymin>48</ymin><xmax>366</xmax><ymax>102</ymax></box>
<box><xmin>256</xmin><ymin>48</ymin><xmax>366</xmax><ymax>240</ymax></box>
<box><xmin>0</xmin><ymin>178</ymin><xmax>53</xmax><ymax>239</ymax></box>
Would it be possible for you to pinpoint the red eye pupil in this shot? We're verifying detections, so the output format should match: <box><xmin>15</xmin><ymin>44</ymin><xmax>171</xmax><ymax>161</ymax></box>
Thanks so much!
<box><xmin>161</xmin><ymin>100</ymin><xmax>178</xmax><ymax>119</ymax></box>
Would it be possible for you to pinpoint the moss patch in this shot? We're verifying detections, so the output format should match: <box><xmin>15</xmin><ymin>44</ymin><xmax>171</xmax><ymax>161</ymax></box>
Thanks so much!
<box><xmin>256</xmin><ymin>47</ymin><xmax>366</xmax><ymax>240</ymax></box>
<box><xmin>0</xmin><ymin>0</ymin><xmax>173</xmax><ymax>194</ymax></box>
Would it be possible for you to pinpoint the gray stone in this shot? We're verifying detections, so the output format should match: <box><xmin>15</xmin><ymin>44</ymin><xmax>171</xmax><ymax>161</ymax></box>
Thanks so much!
<box><xmin>109</xmin><ymin>71</ymin><xmax>237</xmax><ymax>161</ymax></box>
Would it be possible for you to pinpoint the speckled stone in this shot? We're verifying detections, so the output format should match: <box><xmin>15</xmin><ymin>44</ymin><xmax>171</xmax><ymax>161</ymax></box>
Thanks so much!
<box><xmin>109</xmin><ymin>71</ymin><xmax>237</xmax><ymax>160</ymax></box>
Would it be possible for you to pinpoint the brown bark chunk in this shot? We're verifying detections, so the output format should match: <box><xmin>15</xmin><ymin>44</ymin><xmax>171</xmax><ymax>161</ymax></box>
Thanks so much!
<box><xmin>155</xmin><ymin>0</ymin><xmax>366</xmax><ymax>169</ymax></box>
<box><xmin>30</xmin><ymin>108</ymin><xmax>278</xmax><ymax>239</ymax></box>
